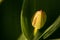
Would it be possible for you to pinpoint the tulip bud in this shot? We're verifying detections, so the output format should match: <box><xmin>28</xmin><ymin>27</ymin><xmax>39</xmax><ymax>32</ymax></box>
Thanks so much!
<box><xmin>32</xmin><ymin>10</ymin><xmax>47</xmax><ymax>36</ymax></box>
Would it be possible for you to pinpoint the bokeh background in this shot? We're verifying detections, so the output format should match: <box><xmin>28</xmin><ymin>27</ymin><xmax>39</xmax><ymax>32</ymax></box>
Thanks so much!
<box><xmin>1</xmin><ymin>0</ymin><xmax>23</xmax><ymax>40</ymax></box>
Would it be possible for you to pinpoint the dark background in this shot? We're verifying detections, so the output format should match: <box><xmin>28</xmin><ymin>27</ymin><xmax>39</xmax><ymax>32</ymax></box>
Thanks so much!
<box><xmin>1</xmin><ymin>0</ymin><xmax>23</xmax><ymax>40</ymax></box>
<box><xmin>0</xmin><ymin>0</ymin><xmax>60</xmax><ymax>40</ymax></box>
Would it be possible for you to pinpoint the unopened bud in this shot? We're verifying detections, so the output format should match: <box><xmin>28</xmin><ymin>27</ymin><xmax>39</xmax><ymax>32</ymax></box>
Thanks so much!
<box><xmin>32</xmin><ymin>10</ymin><xmax>47</xmax><ymax>36</ymax></box>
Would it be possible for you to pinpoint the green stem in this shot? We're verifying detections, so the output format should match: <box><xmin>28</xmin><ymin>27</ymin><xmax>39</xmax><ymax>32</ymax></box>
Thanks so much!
<box><xmin>18</xmin><ymin>33</ymin><xmax>27</xmax><ymax>40</ymax></box>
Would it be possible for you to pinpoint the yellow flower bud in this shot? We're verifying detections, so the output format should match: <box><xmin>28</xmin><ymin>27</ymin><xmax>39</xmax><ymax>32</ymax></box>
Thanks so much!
<box><xmin>32</xmin><ymin>10</ymin><xmax>47</xmax><ymax>36</ymax></box>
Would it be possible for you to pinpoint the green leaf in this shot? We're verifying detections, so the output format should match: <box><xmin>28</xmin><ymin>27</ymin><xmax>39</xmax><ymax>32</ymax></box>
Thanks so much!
<box><xmin>18</xmin><ymin>34</ymin><xmax>27</xmax><ymax>40</ymax></box>
<box><xmin>36</xmin><ymin>16</ymin><xmax>60</xmax><ymax>40</ymax></box>
<box><xmin>20</xmin><ymin>0</ymin><xmax>34</xmax><ymax>40</ymax></box>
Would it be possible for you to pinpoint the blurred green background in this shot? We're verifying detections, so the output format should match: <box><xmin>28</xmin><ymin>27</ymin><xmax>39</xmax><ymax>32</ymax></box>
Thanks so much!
<box><xmin>1</xmin><ymin>0</ymin><xmax>60</xmax><ymax>40</ymax></box>
<box><xmin>1</xmin><ymin>0</ymin><xmax>23</xmax><ymax>40</ymax></box>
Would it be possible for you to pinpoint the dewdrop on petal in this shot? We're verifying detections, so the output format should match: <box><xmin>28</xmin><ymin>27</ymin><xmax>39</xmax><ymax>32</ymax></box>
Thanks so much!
<box><xmin>32</xmin><ymin>10</ymin><xmax>47</xmax><ymax>36</ymax></box>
